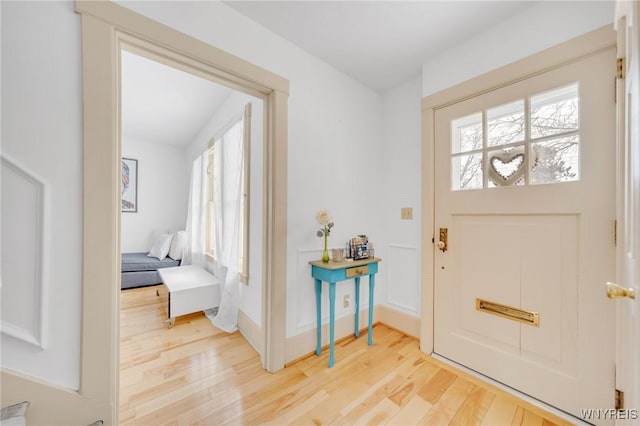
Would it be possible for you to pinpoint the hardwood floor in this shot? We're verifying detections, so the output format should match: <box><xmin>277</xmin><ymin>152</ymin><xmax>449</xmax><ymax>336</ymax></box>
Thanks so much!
<box><xmin>120</xmin><ymin>285</ymin><xmax>573</xmax><ymax>426</ymax></box>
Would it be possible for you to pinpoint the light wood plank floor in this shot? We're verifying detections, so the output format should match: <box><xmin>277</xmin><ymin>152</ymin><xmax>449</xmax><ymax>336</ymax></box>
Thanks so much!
<box><xmin>120</xmin><ymin>285</ymin><xmax>574</xmax><ymax>426</ymax></box>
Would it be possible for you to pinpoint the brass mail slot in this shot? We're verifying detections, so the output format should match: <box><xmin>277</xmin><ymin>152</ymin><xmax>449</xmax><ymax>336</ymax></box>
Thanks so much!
<box><xmin>346</xmin><ymin>265</ymin><xmax>368</xmax><ymax>278</ymax></box>
<box><xmin>476</xmin><ymin>298</ymin><xmax>540</xmax><ymax>327</ymax></box>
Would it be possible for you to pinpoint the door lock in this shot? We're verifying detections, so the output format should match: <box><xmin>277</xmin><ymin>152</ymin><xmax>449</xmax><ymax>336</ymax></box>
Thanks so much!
<box><xmin>438</xmin><ymin>228</ymin><xmax>448</xmax><ymax>252</ymax></box>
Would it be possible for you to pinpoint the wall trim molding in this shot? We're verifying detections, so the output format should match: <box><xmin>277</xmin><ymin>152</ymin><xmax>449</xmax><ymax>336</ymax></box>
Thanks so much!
<box><xmin>295</xmin><ymin>247</ymin><xmax>358</xmax><ymax>334</ymax></box>
<box><xmin>284</xmin><ymin>305</ymin><xmax>420</xmax><ymax>363</ymax></box>
<box><xmin>238</xmin><ymin>309</ymin><xmax>263</xmax><ymax>359</ymax></box>
<box><xmin>386</xmin><ymin>244</ymin><xmax>420</xmax><ymax>315</ymax></box>
<box><xmin>0</xmin><ymin>154</ymin><xmax>48</xmax><ymax>349</ymax></box>
<box><xmin>387</xmin><ymin>243</ymin><xmax>418</xmax><ymax>250</ymax></box>
<box><xmin>377</xmin><ymin>304</ymin><xmax>420</xmax><ymax>339</ymax></box>
<box><xmin>0</xmin><ymin>369</ymin><xmax>109</xmax><ymax>426</ymax></box>
<box><xmin>285</xmin><ymin>306</ymin><xmax>375</xmax><ymax>363</ymax></box>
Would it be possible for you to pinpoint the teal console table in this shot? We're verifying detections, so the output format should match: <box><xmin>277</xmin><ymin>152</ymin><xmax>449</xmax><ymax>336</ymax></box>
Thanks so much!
<box><xmin>309</xmin><ymin>257</ymin><xmax>381</xmax><ymax>367</ymax></box>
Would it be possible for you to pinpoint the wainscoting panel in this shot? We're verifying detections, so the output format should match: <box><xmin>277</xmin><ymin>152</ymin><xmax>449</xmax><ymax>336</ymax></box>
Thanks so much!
<box><xmin>1</xmin><ymin>155</ymin><xmax>48</xmax><ymax>348</ymax></box>
<box><xmin>295</xmin><ymin>248</ymin><xmax>370</xmax><ymax>334</ymax></box>
<box><xmin>387</xmin><ymin>244</ymin><xmax>420</xmax><ymax>315</ymax></box>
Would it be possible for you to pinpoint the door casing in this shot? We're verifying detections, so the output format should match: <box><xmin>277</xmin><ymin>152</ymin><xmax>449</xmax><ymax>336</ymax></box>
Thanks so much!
<box><xmin>76</xmin><ymin>1</ymin><xmax>289</xmax><ymax>423</ymax></box>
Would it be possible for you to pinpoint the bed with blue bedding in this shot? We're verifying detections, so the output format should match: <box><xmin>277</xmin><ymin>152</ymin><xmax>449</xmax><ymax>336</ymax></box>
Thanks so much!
<box><xmin>121</xmin><ymin>252</ymin><xmax>180</xmax><ymax>289</ymax></box>
<box><xmin>121</xmin><ymin>231</ymin><xmax>185</xmax><ymax>290</ymax></box>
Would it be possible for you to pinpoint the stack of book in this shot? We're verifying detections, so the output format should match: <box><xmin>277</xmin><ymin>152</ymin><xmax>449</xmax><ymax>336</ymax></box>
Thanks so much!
<box><xmin>346</xmin><ymin>235</ymin><xmax>374</xmax><ymax>260</ymax></box>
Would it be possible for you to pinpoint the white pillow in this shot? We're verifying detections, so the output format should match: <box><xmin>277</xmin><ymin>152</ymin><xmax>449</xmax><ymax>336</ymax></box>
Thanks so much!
<box><xmin>169</xmin><ymin>230</ymin><xmax>185</xmax><ymax>261</ymax></box>
<box><xmin>148</xmin><ymin>233</ymin><xmax>173</xmax><ymax>260</ymax></box>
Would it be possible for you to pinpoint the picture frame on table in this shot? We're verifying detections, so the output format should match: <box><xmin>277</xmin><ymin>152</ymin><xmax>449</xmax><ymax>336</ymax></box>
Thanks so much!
<box><xmin>121</xmin><ymin>157</ymin><xmax>138</xmax><ymax>213</ymax></box>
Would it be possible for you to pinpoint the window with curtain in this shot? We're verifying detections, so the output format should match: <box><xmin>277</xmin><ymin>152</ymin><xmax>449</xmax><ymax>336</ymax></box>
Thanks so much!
<box><xmin>205</xmin><ymin>104</ymin><xmax>251</xmax><ymax>283</ymax></box>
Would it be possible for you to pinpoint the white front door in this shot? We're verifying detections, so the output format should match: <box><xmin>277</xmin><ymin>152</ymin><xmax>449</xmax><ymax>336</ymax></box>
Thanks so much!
<box><xmin>434</xmin><ymin>46</ymin><xmax>617</xmax><ymax>419</ymax></box>
<box><xmin>614</xmin><ymin>1</ymin><xmax>640</xmax><ymax>422</ymax></box>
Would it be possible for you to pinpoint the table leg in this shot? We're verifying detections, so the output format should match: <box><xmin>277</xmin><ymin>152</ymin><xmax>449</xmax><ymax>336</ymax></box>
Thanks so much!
<box><xmin>368</xmin><ymin>274</ymin><xmax>375</xmax><ymax>345</ymax></box>
<box><xmin>315</xmin><ymin>278</ymin><xmax>322</xmax><ymax>356</ymax></box>
<box><xmin>329</xmin><ymin>282</ymin><xmax>336</xmax><ymax>367</ymax></box>
<box><xmin>354</xmin><ymin>276</ymin><xmax>361</xmax><ymax>337</ymax></box>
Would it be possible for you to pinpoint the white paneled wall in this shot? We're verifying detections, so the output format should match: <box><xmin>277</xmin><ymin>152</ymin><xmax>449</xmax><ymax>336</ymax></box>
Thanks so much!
<box><xmin>1</xmin><ymin>0</ymin><xmax>82</xmax><ymax>390</ymax></box>
<box><xmin>294</xmin><ymin>249</ymin><xmax>373</xmax><ymax>335</ymax></box>
<box><xmin>0</xmin><ymin>0</ymin><xmax>617</xmax><ymax>392</ymax></box>
<box><xmin>380</xmin><ymin>77</ymin><xmax>423</xmax><ymax>319</ymax></box>
<box><xmin>386</xmin><ymin>245</ymin><xmax>420</xmax><ymax>315</ymax></box>
<box><xmin>118</xmin><ymin>0</ymin><xmax>385</xmax><ymax>343</ymax></box>
<box><xmin>1</xmin><ymin>156</ymin><xmax>48</xmax><ymax>349</ymax></box>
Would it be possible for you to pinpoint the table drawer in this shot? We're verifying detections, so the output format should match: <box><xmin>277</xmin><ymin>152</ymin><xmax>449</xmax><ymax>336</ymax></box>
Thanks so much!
<box><xmin>345</xmin><ymin>265</ymin><xmax>368</xmax><ymax>278</ymax></box>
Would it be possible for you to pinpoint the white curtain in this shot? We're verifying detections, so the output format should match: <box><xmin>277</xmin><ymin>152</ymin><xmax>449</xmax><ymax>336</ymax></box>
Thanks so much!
<box><xmin>183</xmin><ymin>153</ymin><xmax>208</xmax><ymax>269</ymax></box>
<box><xmin>210</xmin><ymin>114</ymin><xmax>245</xmax><ymax>333</ymax></box>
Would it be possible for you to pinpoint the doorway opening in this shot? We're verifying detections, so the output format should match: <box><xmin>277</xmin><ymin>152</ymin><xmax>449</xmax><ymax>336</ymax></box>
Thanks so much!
<box><xmin>118</xmin><ymin>48</ymin><xmax>267</xmax><ymax>418</ymax></box>
<box><xmin>77</xmin><ymin>2</ymin><xmax>289</xmax><ymax>422</ymax></box>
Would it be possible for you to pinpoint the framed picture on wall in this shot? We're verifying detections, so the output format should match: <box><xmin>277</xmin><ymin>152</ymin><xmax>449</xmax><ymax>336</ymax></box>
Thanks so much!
<box><xmin>121</xmin><ymin>158</ymin><xmax>138</xmax><ymax>212</ymax></box>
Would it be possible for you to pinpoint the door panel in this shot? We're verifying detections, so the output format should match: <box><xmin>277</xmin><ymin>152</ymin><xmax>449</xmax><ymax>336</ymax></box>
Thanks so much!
<box><xmin>434</xmin><ymin>47</ymin><xmax>616</xmax><ymax>418</ymax></box>
<box><xmin>615</xmin><ymin>1</ymin><xmax>640</xmax><ymax>421</ymax></box>
<box><xmin>441</xmin><ymin>215</ymin><xmax>578</xmax><ymax>405</ymax></box>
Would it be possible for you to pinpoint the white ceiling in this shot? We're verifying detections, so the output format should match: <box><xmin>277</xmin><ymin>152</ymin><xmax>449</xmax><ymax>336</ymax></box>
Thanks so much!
<box><xmin>121</xmin><ymin>51</ymin><xmax>233</xmax><ymax>147</ymax></box>
<box><xmin>121</xmin><ymin>1</ymin><xmax>539</xmax><ymax>146</ymax></box>
<box><xmin>224</xmin><ymin>0</ymin><xmax>540</xmax><ymax>93</ymax></box>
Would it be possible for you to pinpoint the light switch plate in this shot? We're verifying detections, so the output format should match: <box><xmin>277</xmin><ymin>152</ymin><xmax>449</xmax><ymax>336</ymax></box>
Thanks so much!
<box><xmin>401</xmin><ymin>207</ymin><xmax>413</xmax><ymax>220</ymax></box>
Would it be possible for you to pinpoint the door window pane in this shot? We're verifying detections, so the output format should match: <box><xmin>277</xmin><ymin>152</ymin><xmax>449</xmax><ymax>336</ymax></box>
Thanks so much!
<box><xmin>531</xmin><ymin>84</ymin><xmax>579</xmax><ymax>139</ymax></box>
<box><xmin>449</xmin><ymin>83</ymin><xmax>580</xmax><ymax>190</ymax></box>
<box><xmin>488</xmin><ymin>100</ymin><xmax>525</xmax><ymax>147</ymax></box>
<box><xmin>451</xmin><ymin>113</ymin><xmax>482</xmax><ymax>154</ymax></box>
<box><xmin>452</xmin><ymin>153</ymin><xmax>483</xmax><ymax>191</ymax></box>
<box><xmin>530</xmin><ymin>136</ymin><xmax>579</xmax><ymax>185</ymax></box>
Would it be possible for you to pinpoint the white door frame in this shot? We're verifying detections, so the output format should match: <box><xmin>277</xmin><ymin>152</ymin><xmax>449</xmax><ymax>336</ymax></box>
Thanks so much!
<box><xmin>420</xmin><ymin>25</ymin><xmax>616</xmax><ymax>353</ymax></box>
<box><xmin>75</xmin><ymin>1</ymin><xmax>289</xmax><ymax>423</ymax></box>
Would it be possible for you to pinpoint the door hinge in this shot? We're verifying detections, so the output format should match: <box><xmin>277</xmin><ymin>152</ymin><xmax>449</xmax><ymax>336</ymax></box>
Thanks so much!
<box><xmin>616</xmin><ymin>389</ymin><xmax>624</xmax><ymax>410</ymax></box>
<box><xmin>617</xmin><ymin>57</ymin><xmax>626</xmax><ymax>79</ymax></box>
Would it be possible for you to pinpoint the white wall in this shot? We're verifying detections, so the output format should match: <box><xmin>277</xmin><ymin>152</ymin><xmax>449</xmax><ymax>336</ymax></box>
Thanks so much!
<box><xmin>120</xmin><ymin>139</ymin><xmax>188</xmax><ymax>253</ymax></box>
<box><xmin>379</xmin><ymin>77</ymin><xmax>423</xmax><ymax>318</ymax></box>
<box><xmin>118</xmin><ymin>0</ymin><xmax>387</xmax><ymax>340</ymax></box>
<box><xmin>185</xmin><ymin>91</ymin><xmax>264</xmax><ymax>328</ymax></box>
<box><xmin>422</xmin><ymin>1</ymin><xmax>614</xmax><ymax>97</ymax></box>
<box><xmin>377</xmin><ymin>1</ymin><xmax>614</xmax><ymax>323</ymax></box>
<box><xmin>380</xmin><ymin>0</ymin><xmax>616</xmax><ymax>324</ymax></box>
<box><xmin>1</xmin><ymin>0</ymin><xmax>617</xmax><ymax>392</ymax></box>
<box><xmin>1</xmin><ymin>0</ymin><xmax>82</xmax><ymax>390</ymax></box>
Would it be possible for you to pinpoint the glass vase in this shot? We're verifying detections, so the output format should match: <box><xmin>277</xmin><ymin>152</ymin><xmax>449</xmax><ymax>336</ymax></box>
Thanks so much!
<box><xmin>322</xmin><ymin>234</ymin><xmax>329</xmax><ymax>263</ymax></box>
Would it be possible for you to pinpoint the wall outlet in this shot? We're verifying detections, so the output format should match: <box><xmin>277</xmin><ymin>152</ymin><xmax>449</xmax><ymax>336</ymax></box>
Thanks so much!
<box><xmin>343</xmin><ymin>294</ymin><xmax>350</xmax><ymax>308</ymax></box>
<box><xmin>401</xmin><ymin>207</ymin><xmax>413</xmax><ymax>220</ymax></box>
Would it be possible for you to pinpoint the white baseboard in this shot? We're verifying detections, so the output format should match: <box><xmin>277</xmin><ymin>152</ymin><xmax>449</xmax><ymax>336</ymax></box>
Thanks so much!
<box><xmin>377</xmin><ymin>304</ymin><xmax>421</xmax><ymax>338</ymax></box>
<box><xmin>238</xmin><ymin>310</ymin><xmax>263</xmax><ymax>358</ymax></box>
<box><xmin>284</xmin><ymin>305</ymin><xmax>421</xmax><ymax>364</ymax></box>
<box><xmin>0</xmin><ymin>368</ymin><xmax>113</xmax><ymax>426</ymax></box>
<box><xmin>285</xmin><ymin>307</ymin><xmax>374</xmax><ymax>364</ymax></box>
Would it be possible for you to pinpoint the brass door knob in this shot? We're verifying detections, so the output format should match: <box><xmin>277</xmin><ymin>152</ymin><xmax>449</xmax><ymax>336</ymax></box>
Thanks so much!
<box><xmin>438</xmin><ymin>228</ymin><xmax>448</xmax><ymax>252</ymax></box>
<box><xmin>606</xmin><ymin>282</ymin><xmax>636</xmax><ymax>300</ymax></box>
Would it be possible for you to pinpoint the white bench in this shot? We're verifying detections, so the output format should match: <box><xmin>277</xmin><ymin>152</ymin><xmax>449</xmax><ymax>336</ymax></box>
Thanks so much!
<box><xmin>158</xmin><ymin>265</ymin><xmax>221</xmax><ymax>328</ymax></box>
